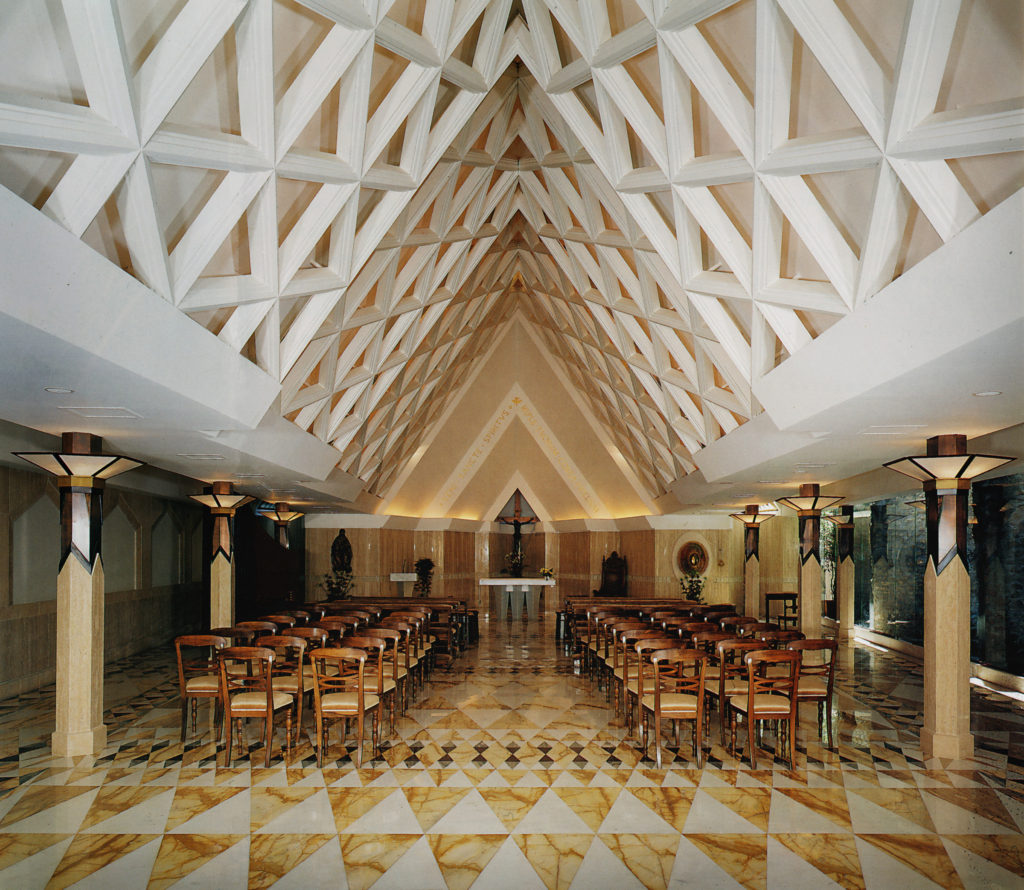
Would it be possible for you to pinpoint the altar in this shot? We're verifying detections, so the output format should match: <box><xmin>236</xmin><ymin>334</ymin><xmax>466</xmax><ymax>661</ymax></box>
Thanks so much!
<box><xmin>479</xmin><ymin>578</ymin><xmax>554</xmax><ymax>621</ymax></box>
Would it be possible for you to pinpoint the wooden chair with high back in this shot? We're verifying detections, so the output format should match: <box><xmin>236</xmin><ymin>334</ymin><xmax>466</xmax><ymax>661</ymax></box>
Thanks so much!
<box><xmin>261</xmin><ymin>614</ymin><xmax>297</xmax><ymax>629</ymax></box>
<box><xmin>217</xmin><ymin>646</ymin><xmax>296</xmax><ymax>768</ymax></box>
<box><xmin>175</xmin><ymin>634</ymin><xmax>229</xmax><ymax>741</ymax></box>
<box><xmin>738</xmin><ymin>621</ymin><xmax>779</xmax><ymax>638</ymax></box>
<box><xmin>720</xmin><ymin>615</ymin><xmax>758</xmax><ymax>634</ymax></box>
<box><xmin>343</xmin><ymin>635</ymin><xmax>395</xmax><ymax>736</ymax></box>
<box><xmin>617</xmin><ymin>628</ymin><xmax>671</xmax><ymax>734</ymax></box>
<box><xmin>630</xmin><ymin>636</ymin><xmax>684</xmax><ymax>745</ymax></box>
<box><xmin>788</xmin><ymin>639</ymin><xmax>838</xmax><ymax>747</ymax></box>
<box><xmin>709</xmin><ymin>639</ymin><xmax>763</xmax><ymax>741</ymax></box>
<box><xmin>642</xmin><ymin>649</ymin><xmax>707</xmax><ymax>768</ymax></box>
<box><xmin>361</xmin><ymin>628</ymin><xmax>409</xmax><ymax>717</ymax></box>
<box><xmin>308</xmin><ymin>647</ymin><xmax>380</xmax><ymax>768</ymax></box>
<box><xmin>728</xmin><ymin>649</ymin><xmax>801</xmax><ymax>769</ymax></box>
<box><xmin>289</xmin><ymin>626</ymin><xmax>329</xmax><ymax>653</ymax></box>
<box><xmin>254</xmin><ymin>634</ymin><xmax>311</xmax><ymax>746</ymax></box>
<box><xmin>593</xmin><ymin>551</ymin><xmax>628</xmax><ymax>597</ymax></box>
<box><xmin>283</xmin><ymin>610</ymin><xmax>311</xmax><ymax>626</ymax></box>
<box><xmin>209</xmin><ymin>626</ymin><xmax>257</xmax><ymax>646</ymax></box>
<box><xmin>379</xmin><ymin>621</ymin><xmax>421</xmax><ymax>703</ymax></box>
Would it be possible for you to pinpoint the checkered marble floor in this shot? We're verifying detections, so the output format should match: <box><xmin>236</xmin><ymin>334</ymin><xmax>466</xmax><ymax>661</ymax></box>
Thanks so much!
<box><xmin>2</xmin><ymin>615</ymin><xmax>1024</xmax><ymax>889</ymax></box>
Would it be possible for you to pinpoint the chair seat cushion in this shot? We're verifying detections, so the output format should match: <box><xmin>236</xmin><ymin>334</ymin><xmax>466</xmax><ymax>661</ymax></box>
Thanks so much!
<box><xmin>186</xmin><ymin>674</ymin><xmax>218</xmax><ymax>693</ymax></box>
<box><xmin>364</xmin><ymin>677</ymin><xmax>397</xmax><ymax>694</ymax></box>
<box><xmin>798</xmin><ymin>676</ymin><xmax>829</xmax><ymax>696</ymax></box>
<box><xmin>730</xmin><ymin>693</ymin><xmax>792</xmax><ymax>716</ymax></box>
<box><xmin>642</xmin><ymin>693</ymin><xmax>699</xmax><ymax>715</ymax></box>
<box><xmin>320</xmin><ymin>691</ymin><xmax>380</xmax><ymax>712</ymax></box>
<box><xmin>274</xmin><ymin>674</ymin><xmax>316</xmax><ymax>694</ymax></box>
<box><xmin>230</xmin><ymin>691</ymin><xmax>293</xmax><ymax>710</ymax></box>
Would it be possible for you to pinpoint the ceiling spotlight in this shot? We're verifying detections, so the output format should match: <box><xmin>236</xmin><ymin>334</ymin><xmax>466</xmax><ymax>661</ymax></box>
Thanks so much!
<box><xmin>44</xmin><ymin>386</ymin><xmax>74</xmax><ymax>394</ymax></box>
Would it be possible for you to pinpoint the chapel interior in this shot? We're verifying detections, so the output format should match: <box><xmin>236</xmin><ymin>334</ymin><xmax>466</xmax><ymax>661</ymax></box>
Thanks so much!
<box><xmin>0</xmin><ymin>1</ymin><xmax>1023</xmax><ymax>887</ymax></box>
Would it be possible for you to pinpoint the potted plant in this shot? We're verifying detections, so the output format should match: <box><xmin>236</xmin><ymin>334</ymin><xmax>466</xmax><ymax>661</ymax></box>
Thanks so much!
<box><xmin>320</xmin><ymin>567</ymin><xmax>353</xmax><ymax>600</ymax></box>
<box><xmin>414</xmin><ymin>557</ymin><xmax>435</xmax><ymax>595</ymax></box>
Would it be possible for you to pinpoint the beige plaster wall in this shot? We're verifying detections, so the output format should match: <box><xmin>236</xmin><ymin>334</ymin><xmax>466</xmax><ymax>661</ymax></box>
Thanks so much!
<box><xmin>0</xmin><ymin>465</ymin><xmax>204</xmax><ymax>700</ymax></box>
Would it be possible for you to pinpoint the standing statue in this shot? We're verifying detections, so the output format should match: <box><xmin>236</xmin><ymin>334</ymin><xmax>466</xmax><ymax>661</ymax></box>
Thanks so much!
<box><xmin>331</xmin><ymin>528</ymin><xmax>353</xmax><ymax>574</ymax></box>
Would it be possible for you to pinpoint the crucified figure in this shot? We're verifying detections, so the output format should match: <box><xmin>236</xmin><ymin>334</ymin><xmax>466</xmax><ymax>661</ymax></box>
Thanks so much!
<box><xmin>498</xmin><ymin>491</ymin><xmax>539</xmax><ymax>560</ymax></box>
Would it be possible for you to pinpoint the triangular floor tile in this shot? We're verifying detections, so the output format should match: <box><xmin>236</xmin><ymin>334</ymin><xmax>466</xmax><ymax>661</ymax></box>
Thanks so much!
<box><xmin>513</xmin><ymin>788</ymin><xmax>594</xmax><ymax>834</ymax></box>
<box><xmin>847</xmin><ymin>789</ymin><xmax>936</xmax><ymax>834</ymax></box>
<box><xmin>402</xmin><ymin>787</ymin><xmax>471</xmax><ymax>832</ymax></box>
<box><xmin>553</xmin><ymin>787</ymin><xmax>620</xmax><ymax>832</ymax></box>
<box><xmin>855</xmin><ymin>835</ymin><xmax>952</xmax><ymax>890</ymax></box>
<box><xmin>339</xmin><ymin>788</ymin><xmax>422</xmax><ymax>834</ymax></box>
<box><xmin>248</xmin><ymin>833</ymin><xmax>334</xmax><ymax>888</ymax></box>
<box><xmin>514</xmin><ymin>834</ymin><xmax>593</xmax><ymax>890</ymax></box>
<box><xmin>478</xmin><ymin>787</ymin><xmax>546</xmax><ymax>831</ymax></box>
<box><xmin>427</xmin><ymin>833</ymin><xmax>506</xmax><ymax>890</ymax></box>
<box><xmin>338</xmin><ymin>834</ymin><xmax>420</xmax><ymax>890</ymax></box>
<box><xmin>148</xmin><ymin>834</ymin><xmax>247</xmax><ymax>890</ymax></box>
<box><xmin>256</xmin><ymin>789</ymin><xmax>337</xmax><ymax>835</ymax></box>
<box><xmin>596</xmin><ymin>789</ymin><xmax>677</xmax><ymax>834</ymax></box>
<box><xmin>599</xmin><ymin>833</ymin><xmax>679</xmax><ymax>888</ymax></box>
<box><xmin>769</xmin><ymin>788</ymin><xmax>851</xmax><ymax>834</ymax></box>
<box><xmin>669</xmin><ymin>835</ymin><xmax>745</xmax><ymax>888</ymax></box>
<box><xmin>683</xmin><ymin>789</ymin><xmax>764</xmax><ymax>833</ymax></box>
<box><xmin>270</xmin><ymin>835</ymin><xmax>348</xmax><ymax>890</ymax></box>
<box><xmin>567</xmin><ymin>835</ymin><xmax>644</xmax><ymax>890</ymax></box>
<box><xmin>919</xmin><ymin>787</ymin><xmax>1019</xmax><ymax>834</ymax></box>
<box><xmin>943</xmin><ymin>835</ymin><xmax>1024</xmax><ymax>888</ymax></box>
<box><xmin>0</xmin><ymin>836</ymin><xmax>72</xmax><ymax>889</ymax></box>
<box><xmin>167</xmin><ymin>787</ymin><xmax>250</xmax><ymax>834</ymax></box>
<box><xmin>772</xmin><ymin>833</ymin><xmax>864</xmax><ymax>889</ymax></box>
<box><xmin>685</xmin><ymin>834</ymin><xmax>768</xmax><ymax>890</ymax></box>
<box><xmin>65</xmin><ymin>836</ymin><xmax>162</xmax><ymax>890</ymax></box>
<box><xmin>250</xmin><ymin>786</ymin><xmax>320</xmax><ymax>832</ymax></box>
<box><xmin>164</xmin><ymin>835</ymin><xmax>249</xmax><ymax>888</ymax></box>
<box><xmin>427</xmin><ymin>788</ymin><xmax>508</xmax><ymax>834</ymax></box>
<box><xmin>472</xmin><ymin>836</ymin><xmax>547</xmax><ymax>890</ymax></box>
<box><xmin>371</xmin><ymin>836</ymin><xmax>445</xmax><ymax>890</ymax></box>
<box><xmin>47</xmin><ymin>833</ymin><xmax>158</xmax><ymax>889</ymax></box>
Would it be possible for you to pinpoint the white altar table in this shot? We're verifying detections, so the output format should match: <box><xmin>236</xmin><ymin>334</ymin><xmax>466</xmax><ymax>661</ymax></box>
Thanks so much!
<box><xmin>389</xmin><ymin>572</ymin><xmax>417</xmax><ymax>597</ymax></box>
<box><xmin>479</xmin><ymin>578</ymin><xmax>555</xmax><ymax>620</ymax></box>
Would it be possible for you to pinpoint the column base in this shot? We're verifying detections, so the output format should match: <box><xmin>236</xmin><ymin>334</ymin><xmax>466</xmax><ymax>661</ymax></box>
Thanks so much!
<box><xmin>920</xmin><ymin>726</ymin><xmax>974</xmax><ymax>761</ymax></box>
<box><xmin>52</xmin><ymin>724</ymin><xmax>107</xmax><ymax>758</ymax></box>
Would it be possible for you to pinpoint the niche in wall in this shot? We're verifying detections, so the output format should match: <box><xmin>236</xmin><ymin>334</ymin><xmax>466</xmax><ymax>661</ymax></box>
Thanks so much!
<box><xmin>104</xmin><ymin>504</ymin><xmax>138</xmax><ymax>593</ymax></box>
<box><xmin>11</xmin><ymin>495</ymin><xmax>58</xmax><ymax>603</ymax></box>
<box><xmin>151</xmin><ymin>512</ymin><xmax>182</xmax><ymax>586</ymax></box>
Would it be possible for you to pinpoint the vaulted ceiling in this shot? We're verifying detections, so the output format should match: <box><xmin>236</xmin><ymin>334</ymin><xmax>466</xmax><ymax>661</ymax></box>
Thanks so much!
<box><xmin>0</xmin><ymin>0</ymin><xmax>1021</xmax><ymax>519</ymax></box>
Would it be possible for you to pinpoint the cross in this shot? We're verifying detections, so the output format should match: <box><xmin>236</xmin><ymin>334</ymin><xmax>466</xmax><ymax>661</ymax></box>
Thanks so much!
<box><xmin>498</xmin><ymin>491</ymin><xmax>539</xmax><ymax>555</ymax></box>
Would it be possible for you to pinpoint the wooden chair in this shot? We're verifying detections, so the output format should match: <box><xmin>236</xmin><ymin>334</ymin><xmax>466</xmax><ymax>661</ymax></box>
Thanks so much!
<box><xmin>642</xmin><ymin>649</ymin><xmax>707</xmax><ymax>768</ymax></box>
<box><xmin>738</xmin><ymin>621</ymin><xmax>779</xmax><ymax>638</ymax></box>
<box><xmin>235</xmin><ymin>620</ymin><xmax>279</xmax><ymax>635</ymax></box>
<box><xmin>343</xmin><ymin>635</ymin><xmax>395</xmax><ymax>736</ymax></box>
<box><xmin>631</xmin><ymin>637</ymin><xmax>684</xmax><ymax>744</ymax></box>
<box><xmin>728</xmin><ymin>649</ymin><xmax>801</xmax><ymax>769</ymax></box>
<box><xmin>756</xmin><ymin>630</ymin><xmax>805</xmax><ymax>648</ymax></box>
<box><xmin>288</xmin><ymin>626</ymin><xmax>329</xmax><ymax>652</ymax></box>
<box><xmin>254</xmin><ymin>635</ymin><xmax>311</xmax><ymax>745</ymax></box>
<box><xmin>720</xmin><ymin>615</ymin><xmax>758</xmax><ymax>634</ymax></box>
<box><xmin>261</xmin><ymin>614</ymin><xmax>297</xmax><ymax>629</ymax></box>
<box><xmin>709</xmin><ymin>639</ymin><xmax>763</xmax><ymax>741</ymax></box>
<box><xmin>209</xmin><ymin>626</ymin><xmax>257</xmax><ymax>645</ymax></box>
<box><xmin>314</xmin><ymin>616</ymin><xmax>359</xmax><ymax>643</ymax></box>
<box><xmin>174</xmin><ymin>634</ymin><xmax>229</xmax><ymax>741</ymax></box>
<box><xmin>788</xmin><ymin>639</ymin><xmax>838</xmax><ymax>747</ymax></box>
<box><xmin>308</xmin><ymin>647</ymin><xmax>380</xmax><ymax>768</ymax></box>
<box><xmin>217</xmin><ymin>646</ymin><xmax>295</xmax><ymax>768</ymax></box>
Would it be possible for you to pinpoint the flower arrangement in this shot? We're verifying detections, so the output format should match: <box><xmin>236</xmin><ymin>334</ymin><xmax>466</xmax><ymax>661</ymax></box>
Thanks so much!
<box><xmin>539</xmin><ymin>567</ymin><xmax>555</xmax><ymax>580</ymax></box>
<box><xmin>320</xmin><ymin>567</ymin><xmax>353</xmax><ymax>600</ymax></box>
<box><xmin>502</xmin><ymin>550</ymin><xmax>525</xmax><ymax>577</ymax></box>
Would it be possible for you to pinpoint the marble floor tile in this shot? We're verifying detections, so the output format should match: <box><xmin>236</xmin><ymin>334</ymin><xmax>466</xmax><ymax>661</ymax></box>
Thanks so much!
<box><xmin>0</xmin><ymin>612</ymin><xmax>1022</xmax><ymax>887</ymax></box>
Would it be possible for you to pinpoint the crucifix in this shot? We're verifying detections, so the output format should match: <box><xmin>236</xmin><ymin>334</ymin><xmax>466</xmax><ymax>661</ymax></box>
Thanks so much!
<box><xmin>498</xmin><ymin>491</ymin><xmax>539</xmax><ymax>559</ymax></box>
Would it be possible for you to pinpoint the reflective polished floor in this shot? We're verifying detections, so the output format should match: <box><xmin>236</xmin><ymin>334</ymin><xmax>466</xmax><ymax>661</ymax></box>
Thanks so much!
<box><xmin>2</xmin><ymin>614</ymin><xmax>1024</xmax><ymax>888</ymax></box>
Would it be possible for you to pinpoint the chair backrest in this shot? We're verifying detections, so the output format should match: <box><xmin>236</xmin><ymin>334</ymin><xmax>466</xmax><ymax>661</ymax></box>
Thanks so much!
<box><xmin>254</xmin><ymin>634</ymin><xmax>307</xmax><ymax>681</ymax></box>
<box><xmin>593</xmin><ymin>551</ymin><xmax>628</xmax><ymax>597</ymax></box>
<box><xmin>716</xmin><ymin>639</ymin><xmax>765</xmax><ymax>681</ymax></box>
<box><xmin>342</xmin><ymin>635</ymin><xmax>387</xmax><ymax>688</ymax></box>
<box><xmin>308</xmin><ymin>646</ymin><xmax>369</xmax><ymax>712</ymax></box>
<box><xmin>261</xmin><ymin>614</ymin><xmax>297</xmax><ymax>628</ymax></box>
<box><xmin>692</xmin><ymin>630</ymin><xmax>732</xmax><ymax>658</ymax></box>
<box><xmin>315</xmin><ymin>616</ymin><xmax>359</xmax><ymax>642</ymax></box>
<box><xmin>208</xmin><ymin>626</ymin><xmax>257</xmax><ymax>645</ymax></box>
<box><xmin>744</xmin><ymin>649</ymin><xmax>801</xmax><ymax>700</ymax></box>
<box><xmin>757</xmin><ymin>630</ymin><xmax>805</xmax><ymax>646</ymax></box>
<box><xmin>289</xmin><ymin>626</ymin><xmax>329</xmax><ymax>651</ymax></box>
<box><xmin>720</xmin><ymin>615</ymin><xmax>758</xmax><ymax>631</ymax></box>
<box><xmin>635</xmin><ymin>637</ymin><xmax>684</xmax><ymax>697</ymax></box>
<box><xmin>175</xmin><ymin>634</ymin><xmax>229</xmax><ymax>694</ymax></box>
<box><xmin>651</xmin><ymin>648</ymin><xmax>706</xmax><ymax>699</ymax></box>
<box><xmin>218</xmin><ymin>646</ymin><xmax>276</xmax><ymax>708</ymax></box>
<box><xmin>787</xmin><ymin>639</ymin><xmax>837</xmax><ymax>685</ymax></box>
<box><xmin>236</xmin><ymin>620</ymin><xmax>279</xmax><ymax>634</ymax></box>
<box><xmin>739</xmin><ymin>621</ymin><xmax>779</xmax><ymax>637</ymax></box>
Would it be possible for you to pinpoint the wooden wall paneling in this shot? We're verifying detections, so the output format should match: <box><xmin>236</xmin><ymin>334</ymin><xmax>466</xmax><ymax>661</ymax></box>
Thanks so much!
<box><xmin>443</xmin><ymin>530</ymin><xmax>476</xmax><ymax>605</ymax></box>
<box><xmin>414</xmin><ymin>530</ymin><xmax>443</xmax><ymax>596</ymax></box>
<box><xmin>620</xmin><ymin>529</ymin><xmax>654</xmax><ymax>597</ymax></box>
<box><xmin>758</xmin><ymin>515</ymin><xmax>800</xmax><ymax>594</ymax></box>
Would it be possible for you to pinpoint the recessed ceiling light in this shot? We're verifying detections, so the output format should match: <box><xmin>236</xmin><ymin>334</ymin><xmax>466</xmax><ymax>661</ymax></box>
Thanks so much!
<box><xmin>972</xmin><ymin>391</ymin><xmax>1002</xmax><ymax>397</ymax></box>
<box><xmin>44</xmin><ymin>386</ymin><xmax>74</xmax><ymax>394</ymax></box>
<box><xmin>60</xmin><ymin>406</ymin><xmax>141</xmax><ymax>419</ymax></box>
<box><xmin>234</xmin><ymin>473</ymin><xmax>265</xmax><ymax>478</ymax></box>
<box><xmin>177</xmin><ymin>453</ymin><xmax>226</xmax><ymax>461</ymax></box>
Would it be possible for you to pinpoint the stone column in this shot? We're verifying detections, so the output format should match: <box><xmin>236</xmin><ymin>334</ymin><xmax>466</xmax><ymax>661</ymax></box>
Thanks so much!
<box><xmin>922</xmin><ymin>438</ymin><xmax>974</xmax><ymax>761</ymax></box>
<box><xmin>829</xmin><ymin>507</ymin><xmax>856</xmax><ymax>640</ymax></box>
<box><xmin>885</xmin><ymin>433</ymin><xmax>1012</xmax><ymax>761</ymax></box>
<box><xmin>15</xmin><ymin>432</ymin><xmax>143</xmax><ymax>757</ymax></box>
<box><xmin>731</xmin><ymin>505</ymin><xmax>776</xmax><ymax>619</ymax></box>
<box><xmin>191</xmin><ymin>482</ymin><xmax>252</xmax><ymax>628</ymax></box>
<box><xmin>54</xmin><ymin>471</ymin><xmax>107</xmax><ymax>756</ymax></box>
<box><xmin>780</xmin><ymin>484</ymin><xmax>843</xmax><ymax>641</ymax></box>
